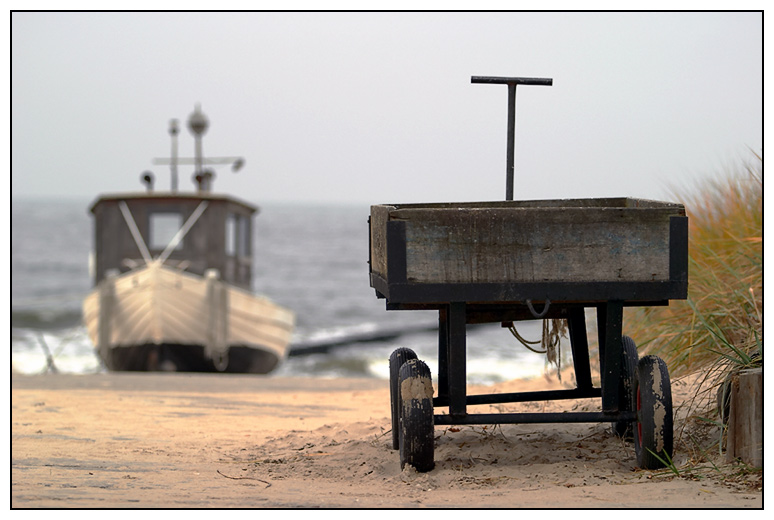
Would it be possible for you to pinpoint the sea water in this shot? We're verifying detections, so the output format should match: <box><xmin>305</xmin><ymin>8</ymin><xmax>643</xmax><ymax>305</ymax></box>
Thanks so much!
<box><xmin>11</xmin><ymin>197</ymin><xmax>556</xmax><ymax>384</ymax></box>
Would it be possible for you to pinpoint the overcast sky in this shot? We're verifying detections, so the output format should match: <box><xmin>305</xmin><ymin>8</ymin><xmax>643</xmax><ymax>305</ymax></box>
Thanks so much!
<box><xmin>11</xmin><ymin>11</ymin><xmax>762</xmax><ymax>206</ymax></box>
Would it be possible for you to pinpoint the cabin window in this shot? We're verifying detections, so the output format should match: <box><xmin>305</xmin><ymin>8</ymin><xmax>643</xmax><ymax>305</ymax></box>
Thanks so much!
<box><xmin>225</xmin><ymin>215</ymin><xmax>236</xmax><ymax>255</ymax></box>
<box><xmin>149</xmin><ymin>212</ymin><xmax>183</xmax><ymax>250</ymax></box>
<box><xmin>226</xmin><ymin>213</ymin><xmax>250</xmax><ymax>257</ymax></box>
<box><xmin>238</xmin><ymin>216</ymin><xmax>250</xmax><ymax>257</ymax></box>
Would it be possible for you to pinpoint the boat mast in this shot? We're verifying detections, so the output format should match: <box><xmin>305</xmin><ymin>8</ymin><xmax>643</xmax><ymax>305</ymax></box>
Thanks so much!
<box><xmin>152</xmin><ymin>105</ymin><xmax>244</xmax><ymax>192</ymax></box>
<box><xmin>188</xmin><ymin>104</ymin><xmax>211</xmax><ymax>191</ymax></box>
<box><xmin>169</xmin><ymin>119</ymin><xmax>179</xmax><ymax>192</ymax></box>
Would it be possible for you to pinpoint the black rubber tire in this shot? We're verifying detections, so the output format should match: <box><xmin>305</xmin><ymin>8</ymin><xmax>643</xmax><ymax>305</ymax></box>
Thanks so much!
<box><xmin>389</xmin><ymin>348</ymin><xmax>417</xmax><ymax>450</ymax></box>
<box><xmin>634</xmin><ymin>355</ymin><xmax>674</xmax><ymax>469</ymax></box>
<box><xmin>398</xmin><ymin>358</ymin><xmax>435</xmax><ymax>472</ymax></box>
<box><xmin>614</xmin><ymin>336</ymin><xmax>639</xmax><ymax>438</ymax></box>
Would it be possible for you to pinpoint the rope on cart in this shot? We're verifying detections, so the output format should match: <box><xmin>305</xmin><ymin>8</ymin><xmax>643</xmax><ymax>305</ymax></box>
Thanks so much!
<box><xmin>508</xmin><ymin>319</ymin><xmax>568</xmax><ymax>379</ymax></box>
<box><xmin>544</xmin><ymin>319</ymin><xmax>567</xmax><ymax>370</ymax></box>
<box><xmin>508</xmin><ymin>325</ymin><xmax>546</xmax><ymax>353</ymax></box>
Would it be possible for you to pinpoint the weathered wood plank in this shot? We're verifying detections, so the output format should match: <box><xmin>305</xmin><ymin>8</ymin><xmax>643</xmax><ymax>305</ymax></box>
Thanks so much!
<box><xmin>404</xmin><ymin>208</ymin><xmax>672</xmax><ymax>283</ymax></box>
<box><xmin>369</xmin><ymin>204</ymin><xmax>391</xmax><ymax>280</ymax></box>
<box><xmin>370</xmin><ymin>199</ymin><xmax>686</xmax><ymax>290</ymax></box>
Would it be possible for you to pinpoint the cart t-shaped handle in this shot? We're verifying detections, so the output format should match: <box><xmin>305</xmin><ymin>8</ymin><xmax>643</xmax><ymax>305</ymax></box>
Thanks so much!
<box><xmin>472</xmin><ymin>76</ymin><xmax>553</xmax><ymax>201</ymax></box>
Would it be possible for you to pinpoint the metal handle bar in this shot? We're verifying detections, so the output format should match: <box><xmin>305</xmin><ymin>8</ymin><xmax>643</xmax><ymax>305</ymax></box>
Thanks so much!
<box><xmin>472</xmin><ymin>75</ymin><xmax>553</xmax><ymax>201</ymax></box>
<box><xmin>471</xmin><ymin>76</ymin><xmax>553</xmax><ymax>86</ymax></box>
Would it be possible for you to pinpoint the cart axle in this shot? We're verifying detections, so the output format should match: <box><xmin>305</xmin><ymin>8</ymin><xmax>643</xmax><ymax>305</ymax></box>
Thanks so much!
<box><xmin>433</xmin><ymin>386</ymin><xmax>601</xmax><ymax>408</ymax></box>
<box><xmin>435</xmin><ymin>411</ymin><xmax>637</xmax><ymax>426</ymax></box>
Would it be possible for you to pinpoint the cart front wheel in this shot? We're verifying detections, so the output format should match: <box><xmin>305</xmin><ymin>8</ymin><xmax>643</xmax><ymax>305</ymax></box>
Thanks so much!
<box><xmin>634</xmin><ymin>355</ymin><xmax>673</xmax><ymax>469</ymax></box>
<box><xmin>398</xmin><ymin>358</ymin><xmax>435</xmax><ymax>472</ymax></box>
<box><xmin>389</xmin><ymin>348</ymin><xmax>417</xmax><ymax>450</ymax></box>
<box><xmin>614</xmin><ymin>336</ymin><xmax>639</xmax><ymax>438</ymax></box>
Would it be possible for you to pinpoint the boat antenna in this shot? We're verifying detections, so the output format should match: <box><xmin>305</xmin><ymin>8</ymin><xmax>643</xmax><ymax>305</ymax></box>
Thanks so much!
<box><xmin>152</xmin><ymin>105</ymin><xmax>245</xmax><ymax>192</ymax></box>
<box><xmin>169</xmin><ymin>119</ymin><xmax>179</xmax><ymax>192</ymax></box>
<box><xmin>141</xmin><ymin>171</ymin><xmax>154</xmax><ymax>192</ymax></box>
<box><xmin>188</xmin><ymin>104</ymin><xmax>210</xmax><ymax>191</ymax></box>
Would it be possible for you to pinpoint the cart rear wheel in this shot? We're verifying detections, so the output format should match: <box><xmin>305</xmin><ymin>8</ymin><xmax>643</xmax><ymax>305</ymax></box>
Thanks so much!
<box><xmin>634</xmin><ymin>355</ymin><xmax>673</xmax><ymax>469</ymax></box>
<box><xmin>389</xmin><ymin>348</ymin><xmax>417</xmax><ymax>450</ymax></box>
<box><xmin>398</xmin><ymin>359</ymin><xmax>434</xmax><ymax>472</ymax></box>
<box><xmin>614</xmin><ymin>336</ymin><xmax>639</xmax><ymax>438</ymax></box>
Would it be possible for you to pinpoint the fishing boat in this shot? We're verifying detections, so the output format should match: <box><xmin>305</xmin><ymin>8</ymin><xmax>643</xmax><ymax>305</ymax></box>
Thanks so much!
<box><xmin>82</xmin><ymin>105</ymin><xmax>295</xmax><ymax>373</ymax></box>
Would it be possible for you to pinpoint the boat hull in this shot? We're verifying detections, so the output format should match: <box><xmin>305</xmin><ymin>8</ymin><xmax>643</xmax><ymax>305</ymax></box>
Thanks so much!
<box><xmin>83</xmin><ymin>262</ymin><xmax>295</xmax><ymax>374</ymax></box>
<box><xmin>99</xmin><ymin>343</ymin><xmax>283</xmax><ymax>374</ymax></box>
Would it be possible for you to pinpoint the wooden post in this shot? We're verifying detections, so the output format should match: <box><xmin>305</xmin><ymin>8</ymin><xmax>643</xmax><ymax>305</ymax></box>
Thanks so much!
<box><xmin>206</xmin><ymin>269</ymin><xmax>229</xmax><ymax>370</ymax></box>
<box><xmin>97</xmin><ymin>270</ymin><xmax>117</xmax><ymax>361</ymax></box>
<box><xmin>725</xmin><ymin>367</ymin><xmax>763</xmax><ymax>467</ymax></box>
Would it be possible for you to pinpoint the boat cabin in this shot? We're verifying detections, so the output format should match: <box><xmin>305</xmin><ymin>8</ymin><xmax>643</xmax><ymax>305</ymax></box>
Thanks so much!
<box><xmin>89</xmin><ymin>193</ymin><xmax>257</xmax><ymax>291</ymax></box>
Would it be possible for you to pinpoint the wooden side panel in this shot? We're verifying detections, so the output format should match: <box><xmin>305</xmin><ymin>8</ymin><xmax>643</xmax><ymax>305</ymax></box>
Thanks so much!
<box><xmin>369</xmin><ymin>199</ymin><xmax>687</xmax><ymax>297</ymax></box>
<box><xmin>406</xmin><ymin>209</ymin><xmax>669</xmax><ymax>283</ymax></box>
<box><xmin>369</xmin><ymin>205</ymin><xmax>392</xmax><ymax>279</ymax></box>
<box><xmin>400</xmin><ymin>208</ymin><xmax>674</xmax><ymax>284</ymax></box>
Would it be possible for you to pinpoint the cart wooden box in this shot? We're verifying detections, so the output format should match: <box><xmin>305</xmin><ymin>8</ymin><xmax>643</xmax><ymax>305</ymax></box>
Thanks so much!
<box><xmin>370</xmin><ymin>198</ymin><xmax>688</xmax><ymax>305</ymax></box>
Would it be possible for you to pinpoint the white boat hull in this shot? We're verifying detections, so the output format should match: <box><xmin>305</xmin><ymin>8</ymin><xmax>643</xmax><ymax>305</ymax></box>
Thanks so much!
<box><xmin>83</xmin><ymin>262</ymin><xmax>295</xmax><ymax>373</ymax></box>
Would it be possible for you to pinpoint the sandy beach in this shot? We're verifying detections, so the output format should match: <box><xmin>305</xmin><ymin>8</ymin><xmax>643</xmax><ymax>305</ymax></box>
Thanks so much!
<box><xmin>11</xmin><ymin>371</ymin><xmax>761</xmax><ymax>509</ymax></box>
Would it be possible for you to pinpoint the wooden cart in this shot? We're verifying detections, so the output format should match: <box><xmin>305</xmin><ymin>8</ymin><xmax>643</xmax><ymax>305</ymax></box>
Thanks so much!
<box><xmin>368</xmin><ymin>77</ymin><xmax>688</xmax><ymax>472</ymax></box>
<box><xmin>369</xmin><ymin>198</ymin><xmax>688</xmax><ymax>472</ymax></box>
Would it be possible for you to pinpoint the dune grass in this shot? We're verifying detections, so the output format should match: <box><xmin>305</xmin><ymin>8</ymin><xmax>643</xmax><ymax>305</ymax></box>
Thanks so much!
<box><xmin>624</xmin><ymin>153</ymin><xmax>762</xmax><ymax>409</ymax></box>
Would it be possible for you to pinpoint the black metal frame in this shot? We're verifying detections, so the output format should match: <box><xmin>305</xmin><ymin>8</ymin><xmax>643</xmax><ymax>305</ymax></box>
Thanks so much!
<box><xmin>430</xmin><ymin>300</ymin><xmax>634</xmax><ymax>426</ymax></box>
